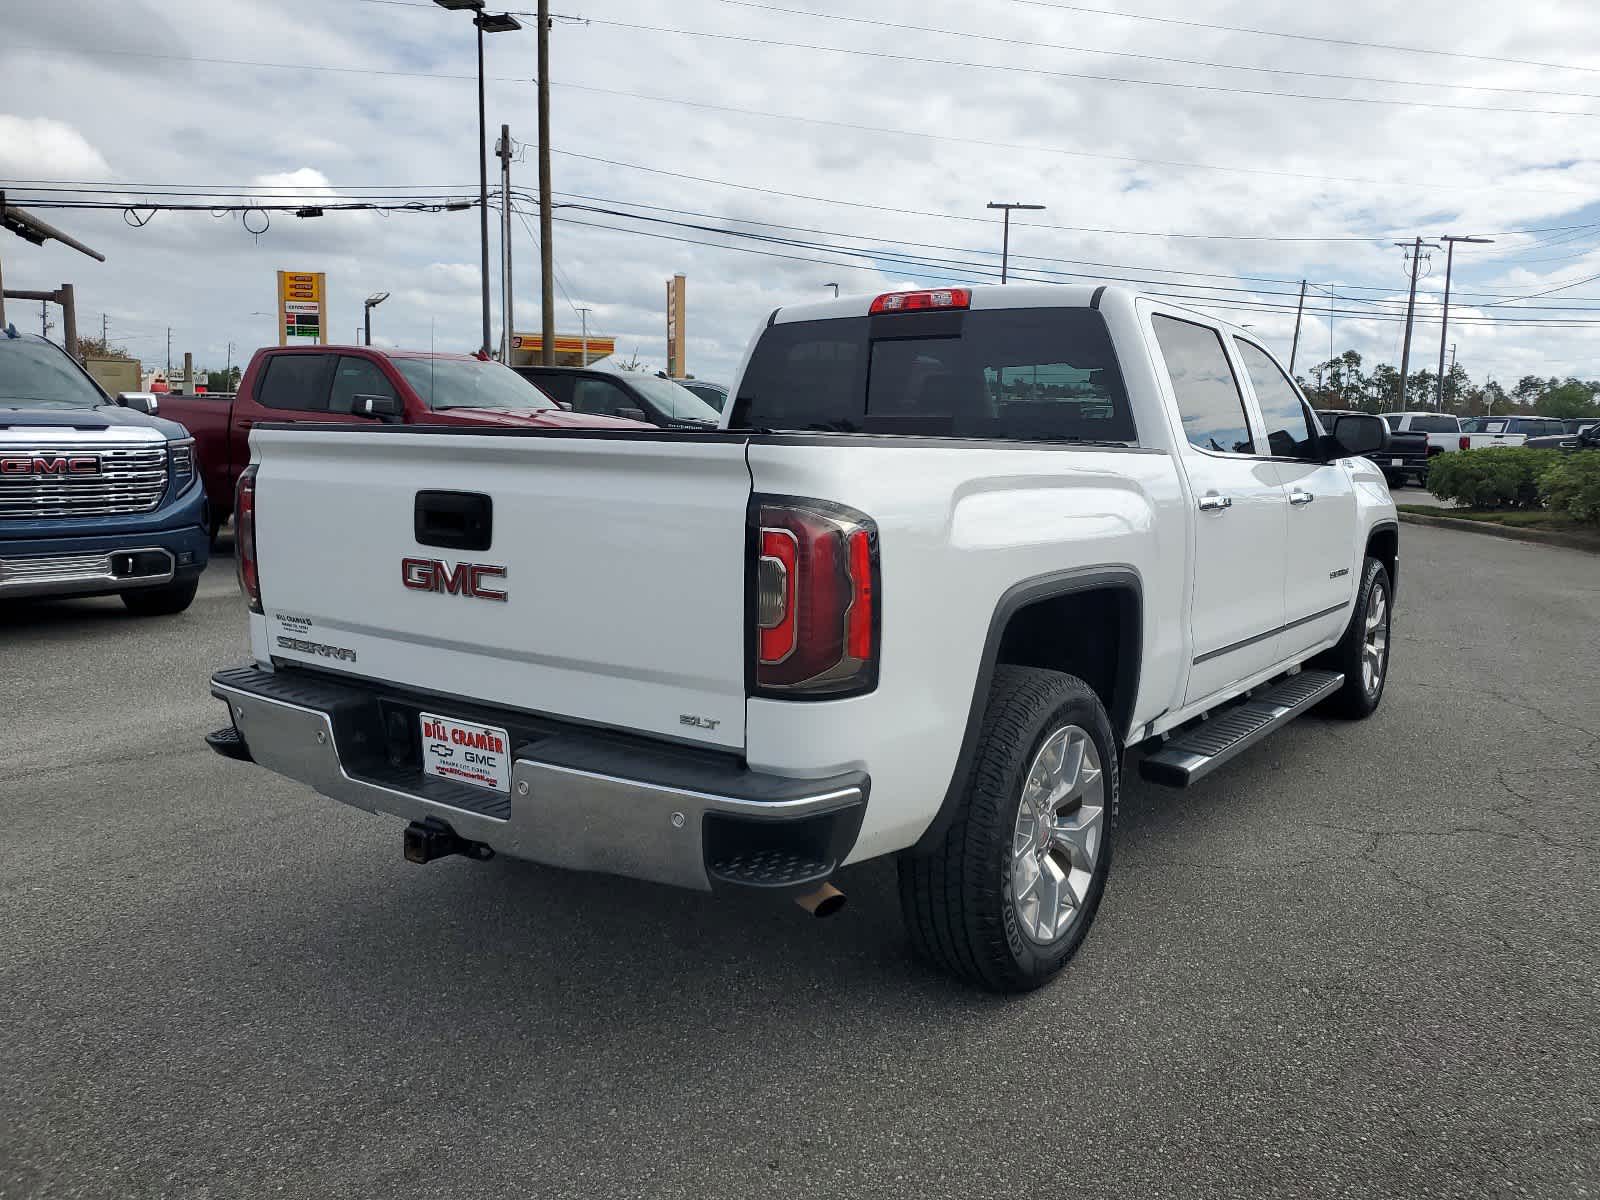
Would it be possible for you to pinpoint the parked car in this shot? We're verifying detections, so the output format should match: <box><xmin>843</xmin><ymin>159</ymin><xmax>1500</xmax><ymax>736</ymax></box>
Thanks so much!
<box><xmin>1457</xmin><ymin>415</ymin><xmax>1568</xmax><ymax>447</ymax></box>
<box><xmin>159</xmin><ymin>346</ymin><xmax>646</xmax><ymax>541</ymax></box>
<box><xmin>512</xmin><ymin>365</ymin><xmax>721</xmax><ymax>428</ymax></box>
<box><xmin>0</xmin><ymin>329</ymin><xmax>208</xmax><ymax>614</ymax></box>
<box><xmin>1562</xmin><ymin>418</ymin><xmax>1600</xmax><ymax>435</ymax></box>
<box><xmin>205</xmin><ymin>284</ymin><xmax>1397</xmax><ymax>992</ymax></box>
<box><xmin>676</xmin><ymin>378</ymin><xmax>729</xmax><ymax>413</ymax></box>
<box><xmin>1339</xmin><ymin>411</ymin><xmax>1429</xmax><ymax>487</ymax></box>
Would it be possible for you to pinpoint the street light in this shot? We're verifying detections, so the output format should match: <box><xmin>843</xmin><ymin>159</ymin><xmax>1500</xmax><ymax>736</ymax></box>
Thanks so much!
<box><xmin>986</xmin><ymin>201</ymin><xmax>1045</xmax><ymax>284</ymax></box>
<box><xmin>825</xmin><ymin>282</ymin><xmax>839</xmax><ymax>298</ymax></box>
<box><xmin>433</xmin><ymin>0</ymin><xmax>522</xmax><ymax>358</ymax></box>
<box><xmin>1437</xmin><ymin>234</ymin><xmax>1494</xmax><ymax>411</ymax></box>
<box><xmin>363</xmin><ymin>291</ymin><xmax>389</xmax><ymax>346</ymax></box>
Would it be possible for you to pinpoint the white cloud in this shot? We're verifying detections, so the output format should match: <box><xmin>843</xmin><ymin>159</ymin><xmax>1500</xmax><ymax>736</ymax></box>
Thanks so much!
<box><xmin>0</xmin><ymin>115</ymin><xmax>111</xmax><ymax>179</ymax></box>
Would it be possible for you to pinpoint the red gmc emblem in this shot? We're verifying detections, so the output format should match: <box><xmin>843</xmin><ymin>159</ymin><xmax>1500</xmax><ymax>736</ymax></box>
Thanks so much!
<box><xmin>0</xmin><ymin>454</ymin><xmax>101</xmax><ymax>476</ymax></box>
<box><xmin>401</xmin><ymin>557</ymin><xmax>508</xmax><ymax>602</ymax></box>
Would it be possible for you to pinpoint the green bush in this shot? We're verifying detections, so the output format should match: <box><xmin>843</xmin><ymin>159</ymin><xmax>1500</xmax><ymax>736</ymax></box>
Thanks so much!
<box><xmin>1540</xmin><ymin>451</ymin><xmax>1600</xmax><ymax>526</ymax></box>
<box><xmin>1425</xmin><ymin>446</ymin><xmax>1560</xmax><ymax>510</ymax></box>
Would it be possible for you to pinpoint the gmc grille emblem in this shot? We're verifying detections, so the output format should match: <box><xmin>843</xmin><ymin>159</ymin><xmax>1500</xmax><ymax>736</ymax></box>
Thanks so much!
<box><xmin>401</xmin><ymin>557</ymin><xmax>508</xmax><ymax>602</ymax></box>
<box><xmin>0</xmin><ymin>454</ymin><xmax>101</xmax><ymax>476</ymax></box>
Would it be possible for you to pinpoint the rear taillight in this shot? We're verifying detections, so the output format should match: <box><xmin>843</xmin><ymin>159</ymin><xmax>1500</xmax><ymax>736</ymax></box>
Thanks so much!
<box><xmin>235</xmin><ymin>465</ymin><xmax>261</xmax><ymax>614</ymax></box>
<box><xmin>751</xmin><ymin>498</ymin><xmax>879</xmax><ymax>698</ymax></box>
<box><xmin>869</xmin><ymin>288</ymin><xmax>970</xmax><ymax>315</ymax></box>
<box><xmin>1459</xmin><ymin>436</ymin><xmax>1471</xmax><ymax>450</ymax></box>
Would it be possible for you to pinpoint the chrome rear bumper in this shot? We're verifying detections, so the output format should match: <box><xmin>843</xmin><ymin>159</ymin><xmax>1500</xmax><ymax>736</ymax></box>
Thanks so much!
<box><xmin>209</xmin><ymin>666</ymin><xmax>866</xmax><ymax>893</ymax></box>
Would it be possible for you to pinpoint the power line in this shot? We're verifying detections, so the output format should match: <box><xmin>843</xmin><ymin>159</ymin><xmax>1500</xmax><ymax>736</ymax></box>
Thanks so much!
<box><xmin>998</xmin><ymin>0</ymin><xmax>1600</xmax><ymax>77</ymax></box>
<box><xmin>533</xmin><ymin>204</ymin><xmax>1600</xmax><ymax>327</ymax></box>
<box><xmin>704</xmin><ymin>0</ymin><xmax>1600</xmax><ymax>103</ymax></box>
<box><xmin>575</xmin><ymin>16</ymin><xmax>1600</xmax><ymax>119</ymax></box>
<box><xmin>8</xmin><ymin>42</ymin><xmax>531</xmax><ymax>83</ymax></box>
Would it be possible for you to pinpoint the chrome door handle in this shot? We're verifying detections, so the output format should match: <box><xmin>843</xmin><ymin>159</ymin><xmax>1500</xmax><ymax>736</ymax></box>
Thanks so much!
<box><xmin>1289</xmin><ymin>489</ymin><xmax>1315</xmax><ymax>506</ymax></box>
<box><xmin>1197</xmin><ymin>493</ymin><xmax>1232</xmax><ymax>512</ymax></box>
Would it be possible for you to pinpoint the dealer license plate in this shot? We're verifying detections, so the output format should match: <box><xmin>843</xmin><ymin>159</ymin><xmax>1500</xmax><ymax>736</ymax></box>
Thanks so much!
<box><xmin>1390</xmin><ymin>458</ymin><xmax>1404</xmax><ymax>467</ymax></box>
<box><xmin>419</xmin><ymin>712</ymin><xmax>511</xmax><ymax>793</ymax></box>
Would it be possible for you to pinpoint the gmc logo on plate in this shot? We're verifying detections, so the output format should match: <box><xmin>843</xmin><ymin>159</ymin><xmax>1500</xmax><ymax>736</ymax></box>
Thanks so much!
<box><xmin>401</xmin><ymin>557</ymin><xmax>508</xmax><ymax>602</ymax></box>
<box><xmin>0</xmin><ymin>454</ymin><xmax>100</xmax><ymax>476</ymax></box>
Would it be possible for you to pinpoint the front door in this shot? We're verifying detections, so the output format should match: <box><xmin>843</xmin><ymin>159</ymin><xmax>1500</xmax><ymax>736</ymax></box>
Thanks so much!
<box><xmin>1148</xmin><ymin>313</ymin><xmax>1289</xmax><ymax>706</ymax></box>
<box><xmin>1233</xmin><ymin>337</ymin><xmax>1358</xmax><ymax>658</ymax></box>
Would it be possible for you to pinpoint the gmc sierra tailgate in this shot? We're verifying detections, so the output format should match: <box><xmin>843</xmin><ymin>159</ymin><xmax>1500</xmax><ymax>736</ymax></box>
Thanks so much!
<box><xmin>250</xmin><ymin>428</ymin><xmax>752</xmax><ymax>749</ymax></box>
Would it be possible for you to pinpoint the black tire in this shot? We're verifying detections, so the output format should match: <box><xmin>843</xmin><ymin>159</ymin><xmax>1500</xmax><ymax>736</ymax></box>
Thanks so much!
<box><xmin>121</xmin><ymin>575</ymin><xmax>199</xmax><ymax>616</ymax></box>
<box><xmin>898</xmin><ymin>666</ymin><xmax>1119</xmax><ymax>993</ymax></box>
<box><xmin>1313</xmin><ymin>556</ymin><xmax>1391</xmax><ymax>719</ymax></box>
<box><xmin>208</xmin><ymin>513</ymin><xmax>226</xmax><ymax>549</ymax></box>
<box><xmin>1384</xmin><ymin>472</ymin><xmax>1406</xmax><ymax>490</ymax></box>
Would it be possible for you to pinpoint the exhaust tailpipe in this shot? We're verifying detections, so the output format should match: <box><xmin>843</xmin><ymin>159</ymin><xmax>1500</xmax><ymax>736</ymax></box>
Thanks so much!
<box><xmin>794</xmin><ymin>881</ymin><xmax>846</xmax><ymax>918</ymax></box>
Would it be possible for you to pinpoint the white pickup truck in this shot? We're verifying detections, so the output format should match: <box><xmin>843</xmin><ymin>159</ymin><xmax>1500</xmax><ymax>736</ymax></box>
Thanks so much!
<box><xmin>207</xmin><ymin>285</ymin><xmax>1399</xmax><ymax>992</ymax></box>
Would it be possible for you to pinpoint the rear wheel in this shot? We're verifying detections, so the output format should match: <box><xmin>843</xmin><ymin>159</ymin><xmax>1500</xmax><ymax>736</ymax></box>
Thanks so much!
<box><xmin>1314</xmin><ymin>556</ymin><xmax>1391</xmax><ymax>719</ymax></box>
<box><xmin>121</xmin><ymin>576</ymin><xmax>199</xmax><ymax>617</ymax></box>
<box><xmin>898</xmin><ymin>666</ymin><xmax>1118</xmax><ymax>992</ymax></box>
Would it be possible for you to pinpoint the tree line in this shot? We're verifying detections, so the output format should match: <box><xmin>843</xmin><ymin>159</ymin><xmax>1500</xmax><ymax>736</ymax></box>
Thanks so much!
<box><xmin>1297</xmin><ymin>350</ymin><xmax>1600</xmax><ymax>419</ymax></box>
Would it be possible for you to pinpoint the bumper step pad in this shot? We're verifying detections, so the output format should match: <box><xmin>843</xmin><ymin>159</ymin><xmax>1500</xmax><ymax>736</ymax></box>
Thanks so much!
<box><xmin>1140</xmin><ymin>669</ymin><xmax>1343</xmax><ymax>788</ymax></box>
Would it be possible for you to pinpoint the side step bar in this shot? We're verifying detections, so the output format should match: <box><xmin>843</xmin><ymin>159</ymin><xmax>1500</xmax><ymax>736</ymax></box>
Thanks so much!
<box><xmin>1140</xmin><ymin>669</ymin><xmax>1343</xmax><ymax>788</ymax></box>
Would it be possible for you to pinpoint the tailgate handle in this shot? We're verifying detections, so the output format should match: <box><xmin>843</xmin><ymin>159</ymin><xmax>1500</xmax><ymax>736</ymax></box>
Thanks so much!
<box><xmin>414</xmin><ymin>491</ymin><xmax>493</xmax><ymax>551</ymax></box>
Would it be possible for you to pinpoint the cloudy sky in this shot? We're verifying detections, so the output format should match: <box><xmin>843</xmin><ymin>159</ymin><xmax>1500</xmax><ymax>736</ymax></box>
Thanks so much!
<box><xmin>3</xmin><ymin>0</ymin><xmax>1598</xmax><ymax>389</ymax></box>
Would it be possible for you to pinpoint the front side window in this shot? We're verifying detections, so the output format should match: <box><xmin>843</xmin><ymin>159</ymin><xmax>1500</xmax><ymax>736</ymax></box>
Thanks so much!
<box><xmin>257</xmin><ymin>354</ymin><xmax>334</xmax><ymax>412</ymax></box>
<box><xmin>1235</xmin><ymin>339</ymin><xmax>1317</xmax><ymax>458</ymax></box>
<box><xmin>329</xmin><ymin>357</ymin><xmax>396</xmax><ymax>414</ymax></box>
<box><xmin>1152</xmin><ymin>315</ymin><xmax>1253</xmax><ymax>455</ymax></box>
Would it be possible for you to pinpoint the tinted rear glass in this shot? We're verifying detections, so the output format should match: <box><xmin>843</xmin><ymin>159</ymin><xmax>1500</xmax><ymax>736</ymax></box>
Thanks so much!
<box><xmin>1410</xmin><ymin>415</ymin><xmax>1459</xmax><ymax>433</ymax></box>
<box><xmin>738</xmin><ymin>308</ymin><xmax>1135</xmax><ymax>442</ymax></box>
<box><xmin>257</xmin><ymin>354</ymin><xmax>333</xmax><ymax>412</ymax></box>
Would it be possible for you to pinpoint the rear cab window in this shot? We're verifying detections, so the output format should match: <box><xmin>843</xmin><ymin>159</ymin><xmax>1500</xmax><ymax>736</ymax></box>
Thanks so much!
<box><xmin>1409</xmin><ymin>415</ymin><xmax>1460</xmax><ymax>434</ymax></box>
<box><xmin>737</xmin><ymin>306</ymin><xmax>1136</xmax><ymax>444</ymax></box>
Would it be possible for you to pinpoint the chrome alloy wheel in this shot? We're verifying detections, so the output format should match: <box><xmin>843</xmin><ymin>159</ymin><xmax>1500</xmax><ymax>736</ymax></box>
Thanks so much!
<box><xmin>1008</xmin><ymin>724</ymin><xmax>1106</xmax><ymax>945</ymax></box>
<box><xmin>1363</xmin><ymin>584</ymin><xmax>1389</xmax><ymax>697</ymax></box>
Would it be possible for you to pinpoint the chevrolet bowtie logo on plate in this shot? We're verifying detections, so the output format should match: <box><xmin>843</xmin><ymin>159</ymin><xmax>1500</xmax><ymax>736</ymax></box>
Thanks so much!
<box><xmin>0</xmin><ymin>454</ymin><xmax>101</xmax><ymax>477</ymax></box>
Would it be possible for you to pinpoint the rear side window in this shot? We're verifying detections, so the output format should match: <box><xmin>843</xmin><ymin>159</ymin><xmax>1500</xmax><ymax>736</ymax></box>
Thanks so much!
<box><xmin>569</xmin><ymin>377</ymin><xmax>640</xmax><ymax>419</ymax></box>
<box><xmin>256</xmin><ymin>354</ymin><xmax>333</xmax><ymax>412</ymax></box>
<box><xmin>1152</xmin><ymin>315</ymin><xmax>1253</xmax><ymax>455</ymax></box>
<box><xmin>738</xmin><ymin>308</ymin><xmax>1135</xmax><ymax>443</ymax></box>
<box><xmin>1382</xmin><ymin>414</ymin><xmax>1403</xmax><ymax>431</ymax></box>
<box><xmin>1235</xmin><ymin>339</ymin><xmax>1317</xmax><ymax>458</ymax></box>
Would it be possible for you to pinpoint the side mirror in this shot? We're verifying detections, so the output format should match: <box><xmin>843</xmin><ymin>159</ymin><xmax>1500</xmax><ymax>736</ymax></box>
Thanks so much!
<box><xmin>1327</xmin><ymin>413</ymin><xmax>1387</xmax><ymax>459</ymax></box>
<box><xmin>617</xmin><ymin>406</ymin><xmax>648</xmax><ymax>422</ymax></box>
<box><xmin>356</xmin><ymin>393</ymin><xmax>402</xmax><ymax>422</ymax></box>
<box><xmin>117</xmin><ymin>391</ymin><xmax>160</xmax><ymax>416</ymax></box>
<box><xmin>1582</xmin><ymin>424</ymin><xmax>1600</xmax><ymax>448</ymax></box>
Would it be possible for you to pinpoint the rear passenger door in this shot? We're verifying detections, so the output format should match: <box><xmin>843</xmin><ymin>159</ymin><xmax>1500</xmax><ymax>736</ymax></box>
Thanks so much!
<box><xmin>1148</xmin><ymin>312</ymin><xmax>1288</xmax><ymax>706</ymax></box>
<box><xmin>1234</xmin><ymin>338</ymin><xmax>1357</xmax><ymax>658</ymax></box>
<box><xmin>250</xmin><ymin>353</ymin><xmax>346</xmax><ymax>427</ymax></box>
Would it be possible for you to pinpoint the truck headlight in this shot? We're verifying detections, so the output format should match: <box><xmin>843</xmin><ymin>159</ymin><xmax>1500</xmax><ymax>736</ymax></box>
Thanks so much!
<box><xmin>170</xmin><ymin>439</ymin><xmax>196</xmax><ymax>492</ymax></box>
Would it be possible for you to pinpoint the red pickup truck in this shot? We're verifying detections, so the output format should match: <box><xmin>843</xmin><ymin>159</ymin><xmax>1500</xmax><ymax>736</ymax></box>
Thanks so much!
<box><xmin>159</xmin><ymin>345</ymin><xmax>644</xmax><ymax>540</ymax></box>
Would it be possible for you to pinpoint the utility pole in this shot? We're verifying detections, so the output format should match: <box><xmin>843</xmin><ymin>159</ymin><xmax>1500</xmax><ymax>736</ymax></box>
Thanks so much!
<box><xmin>1396</xmin><ymin>237</ymin><xmax>1438</xmax><ymax>409</ymax></box>
<box><xmin>497</xmin><ymin>124</ymin><xmax>514</xmax><ymax>363</ymax></box>
<box><xmin>101</xmin><ymin>312</ymin><xmax>107</xmax><ymax>345</ymax></box>
<box><xmin>226</xmin><ymin>341</ymin><xmax>234</xmax><ymax>388</ymax></box>
<box><xmin>40</xmin><ymin>299</ymin><xmax>51</xmax><ymax>339</ymax></box>
<box><xmin>986</xmin><ymin>201</ymin><xmax>1045</xmax><ymax>284</ymax></box>
<box><xmin>575</xmin><ymin>304</ymin><xmax>591</xmax><ymax>366</ymax></box>
<box><xmin>1437</xmin><ymin>234</ymin><xmax>1493</xmax><ymax>410</ymax></box>
<box><xmin>1289</xmin><ymin>279</ymin><xmax>1307</xmax><ymax>373</ymax></box>
<box><xmin>475</xmin><ymin>16</ymin><xmax>491</xmax><ymax>358</ymax></box>
<box><xmin>537</xmin><ymin>0</ymin><xmax>555</xmax><ymax>365</ymax></box>
<box><xmin>166</xmin><ymin>326</ymin><xmax>172</xmax><ymax>375</ymax></box>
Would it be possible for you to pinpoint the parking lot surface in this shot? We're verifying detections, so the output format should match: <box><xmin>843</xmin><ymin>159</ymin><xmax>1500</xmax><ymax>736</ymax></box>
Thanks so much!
<box><xmin>3</xmin><ymin>524</ymin><xmax>1597</xmax><ymax>1199</ymax></box>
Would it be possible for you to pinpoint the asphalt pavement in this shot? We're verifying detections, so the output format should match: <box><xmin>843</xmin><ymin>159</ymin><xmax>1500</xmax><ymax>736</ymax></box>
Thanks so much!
<box><xmin>2</xmin><ymin>526</ymin><xmax>1597</xmax><ymax>1199</ymax></box>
